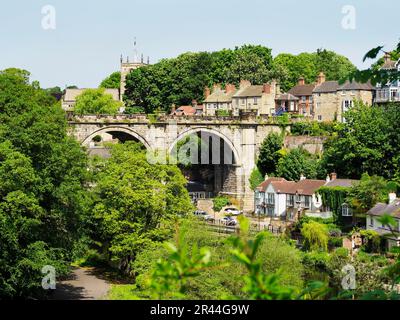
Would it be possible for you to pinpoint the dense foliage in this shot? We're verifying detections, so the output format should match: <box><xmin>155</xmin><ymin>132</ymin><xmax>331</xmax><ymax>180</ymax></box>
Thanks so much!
<box><xmin>276</xmin><ymin>148</ymin><xmax>320</xmax><ymax>181</ymax></box>
<box><xmin>90</xmin><ymin>143</ymin><xmax>193</xmax><ymax>274</ymax></box>
<box><xmin>124</xmin><ymin>46</ymin><xmax>356</xmax><ymax>113</ymax></box>
<box><xmin>74</xmin><ymin>88</ymin><xmax>122</xmax><ymax>115</ymax></box>
<box><xmin>256</xmin><ymin>132</ymin><xmax>284</xmax><ymax>177</ymax></box>
<box><xmin>0</xmin><ymin>68</ymin><xmax>90</xmax><ymax>298</ymax></box>
<box><xmin>99</xmin><ymin>71</ymin><xmax>121</xmax><ymax>89</ymax></box>
<box><xmin>320</xmin><ymin>103</ymin><xmax>400</xmax><ymax>182</ymax></box>
<box><xmin>273</xmin><ymin>49</ymin><xmax>357</xmax><ymax>92</ymax></box>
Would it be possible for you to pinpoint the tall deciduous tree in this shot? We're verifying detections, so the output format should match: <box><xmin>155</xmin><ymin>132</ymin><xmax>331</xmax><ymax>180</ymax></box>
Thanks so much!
<box><xmin>100</xmin><ymin>71</ymin><xmax>121</xmax><ymax>89</ymax></box>
<box><xmin>92</xmin><ymin>142</ymin><xmax>193</xmax><ymax>274</ymax></box>
<box><xmin>74</xmin><ymin>88</ymin><xmax>122</xmax><ymax>115</ymax></box>
<box><xmin>257</xmin><ymin>133</ymin><xmax>284</xmax><ymax>177</ymax></box>
<box><xmin>0</xmin><ymin>68</ymin><xmax>90</xmax><ymax>298</ymax></box>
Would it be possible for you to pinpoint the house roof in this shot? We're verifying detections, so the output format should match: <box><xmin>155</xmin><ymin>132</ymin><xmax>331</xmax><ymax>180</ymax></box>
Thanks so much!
<box><xmin>233</xmin><ymin>85</ymin><xmax>264</xmax><ymax>98</ymax></box>
<box><xmin>324</xmin><ymin>179</ymin><xmax>359</xmax><ymax>188</ymax></box>
<box><xmin>367</xmin><ymin>199</ymin><xmax>400</xmax><ymax>219</ymax></box>
<box><xmin>288</xmin><ymin>84</ymin><xmax>316</xmax><ymax>96</ymax></box>
<box><xmin>338</xmin><ymin>81</ymin><xmax>375</xmax><ymax>91</ymax></box>
<box><xmin>256</xmin><ymin>178</ymin><xmax>286</xmax><ymax>192</ymax></box>
<box><xmin>173</xmin><ymin>106</ymin><xmax>196</xmax><ymax>115</ymax></box>
<box><xmin>286</xmin><ymin>179</ymin><xmax>327</xmax><ymax>196</ymax></box>
<box><xmin>63</xmin><ymin>88</ymin><xmax>120</xmax><ymax>102</ymax></box>
<box><xmin>313</xmin><ymin>80</ymin><xmax>375</xmax><ymax>94</ymax></box>
<box><xmin>381</xmin><ymin>59</ymin><xmax>397</xmax><ymax>70</ymax></box>
<box><xmin>205</xmin><ymin>89</ymin><xmax>236</xmax><ymax>103</ymax></box>
<box><xmin>276</xmin><ymin>93</ymin><xmax>299</xmax><ymax>101</ymax></box>
<box><xmin>270</xmin><ymin>180</ymin><xmax>297</xmax><ymax>194</ymax></box>
<box><xmin>313</xmin><ymin>81</ymin><xmax>339</xmax><ymax>93</ymax></box>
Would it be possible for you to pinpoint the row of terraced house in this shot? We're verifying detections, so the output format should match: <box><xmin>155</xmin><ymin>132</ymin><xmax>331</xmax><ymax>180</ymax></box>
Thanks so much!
<box><xmin>171</xmin><ymin>53</ymin><xmax>400</xmax><ymax>121</ymax></box>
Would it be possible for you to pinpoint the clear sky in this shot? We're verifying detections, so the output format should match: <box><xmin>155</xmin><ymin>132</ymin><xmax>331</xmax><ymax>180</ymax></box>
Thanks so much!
<box><xmin>1</xmin><ymin>0</ymin><xmax>398</xmax><ymax>88</ymax></box>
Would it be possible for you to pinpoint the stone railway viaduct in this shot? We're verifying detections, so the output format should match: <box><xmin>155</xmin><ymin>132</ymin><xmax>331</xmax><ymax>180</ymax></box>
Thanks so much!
<box><xmin>69</xmin><ymin>114</ymin><xmax>324</xmax><ymax>212</ymax></box>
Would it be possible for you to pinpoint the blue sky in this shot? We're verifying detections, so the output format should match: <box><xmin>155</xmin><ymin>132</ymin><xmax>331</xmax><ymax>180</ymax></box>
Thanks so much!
<box><xmin>0</xmin><ymin>0</ymin><xmax>398</xmax><ymax>88</ymax></box>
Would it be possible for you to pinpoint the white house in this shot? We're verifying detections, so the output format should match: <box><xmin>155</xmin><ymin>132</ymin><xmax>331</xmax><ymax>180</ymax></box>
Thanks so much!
<box><xmin>255</xmin><ymin>177</ymin><xmax>326</xmax><ymax>221</ymax></box>
<box><xmin>366</xmin><ymin>193</ymin><xmax>400</xmax><ymax>250</ymax></box>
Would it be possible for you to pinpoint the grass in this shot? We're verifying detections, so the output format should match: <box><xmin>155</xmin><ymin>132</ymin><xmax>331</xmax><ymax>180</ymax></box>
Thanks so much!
<box><xmin>107</xmin><ymin>284</ymin><xmax>139</xmax><ymax>300</ymax></box>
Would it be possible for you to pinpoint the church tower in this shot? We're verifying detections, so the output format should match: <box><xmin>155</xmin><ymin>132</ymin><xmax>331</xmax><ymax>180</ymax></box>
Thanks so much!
<box><xmin>120</xmin><ymin>39</ymin><xmax>150</xmax><ymax>101</ymax></box>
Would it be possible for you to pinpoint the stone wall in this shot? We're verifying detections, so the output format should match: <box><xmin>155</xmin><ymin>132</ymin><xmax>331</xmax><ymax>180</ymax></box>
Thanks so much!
<box><xmin>284</xmin><ymin>135</ymin><xmax>326</xmax><ymax>154</ymax></box>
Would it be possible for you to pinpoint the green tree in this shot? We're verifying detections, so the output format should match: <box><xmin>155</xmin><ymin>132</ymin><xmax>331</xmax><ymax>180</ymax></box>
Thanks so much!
<box><xmin>0</xmin><ymin>68</ymin><xmax>90</xmax><ymax>298</ymax></box>
<box><xmin>301</xmin><ymin>221</ymin><xmax>329</xmax><ymax>252</ymax></box>
<box><xmin>74</xmin><ymin>88</ymin><xmax>122</xmax><ymax>115</ymax></box>
<box><xmin>100</xmin><ymin>71</ymin><xmax>121</xmax><ymax>89</ymax></box>
<box><xmin>276</xmin><ymin>148</ymin><xmax>318</xmax><ymax>181</ymax></box>
<box><xmin>321</xmin><ymin>102</ymin><xmax>400</xmax><ymax>181</ymax></box>
<box><xmin>257</xmin><ymin>133</ymin><xmax>284</xmax><ymax>177</ymax></box>
<box><xmin>347</xmin><ymin>174</ymin><xmax>391</xmax><ymax>213</ymax></box>
<box><xmin>249</xmin><ymin>168</ymin><xmax>264</xmax><ymax>190</ymax></box>
<box><xmin>92</xmin><ymin>142</ymin><xmax>193</xmax><ymax>274</ymax></box>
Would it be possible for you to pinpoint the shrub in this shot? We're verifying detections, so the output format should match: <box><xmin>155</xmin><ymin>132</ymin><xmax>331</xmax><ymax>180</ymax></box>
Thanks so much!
<box><xmin>213</xmin><ymin>196</ymin><xmax>231</xmax><ymax>212</ymax></box>
<box><xmin>301</xmin><ymin>221</ymin><xmax>329</xmax><ymax>252</ymax></box>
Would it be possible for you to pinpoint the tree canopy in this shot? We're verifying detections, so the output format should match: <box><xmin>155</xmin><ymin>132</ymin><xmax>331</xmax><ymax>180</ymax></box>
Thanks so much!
<box><xmin>74</xmin><ymin>88</ymin><xmax>122</xmax><ymax>115</ymax></box>
<box><xmin>0</xmin><ymin>68</ymin><xmax>90</xmax><ymax>298</ymax></box>
<box><xmin>99</xmin><ymin>71</ymin><xmax>121</xmax><ymax>89</ymax></box>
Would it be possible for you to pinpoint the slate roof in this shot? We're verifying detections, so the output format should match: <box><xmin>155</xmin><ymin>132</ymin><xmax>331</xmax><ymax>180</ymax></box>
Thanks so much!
<box><xmin>289</xmin><ymin>84</ymin><xmax>316</xmax><ymax>96</ymax></box>
<box><xmin>367</xmin><ymin>199</ymin><xmax>400</xmax><ymax>219</ymax></box>
<box><xmin>205</xmin><ymin>89</ymin><xmax>236</xmax><ymax>103</ymax></box>
<box><xmin>338</xmin><ymin>81</ymin><xmax>375</xmax><ymax>91</ymax></box>
<box><xmin>313</xmin><ymin>81</ymin><xmax>339</xmax><ymax>93</ymax></box>
<box><xmin>233</xmin><ymin>85</ymin><xmax>264</xmax><ymax>98</ymax></box>
<box><xmin>313</xmin><ymin>81</ymin><xmax>375</xmax><ymax>93</ymax></box>
<box><xmin>324</xmin><ymin>179</ymin><xmax>359</xmax><ymax>188</ymax></box>
<box><xmin>276</xmin><ymin>93</ymin><xmax>299</xmax><ymax>101</ymax></box>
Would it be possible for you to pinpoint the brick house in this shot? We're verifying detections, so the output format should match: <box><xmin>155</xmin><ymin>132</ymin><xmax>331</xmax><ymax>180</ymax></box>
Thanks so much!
<box><xmin>232</xmin><ymin>80</ymin><xmax>280</xmax><ymax>116</ymax></box>
<box><xmin>288</xmin><ymin>77</ymin><xmax>316</xmax><ymax>116</ymax></box>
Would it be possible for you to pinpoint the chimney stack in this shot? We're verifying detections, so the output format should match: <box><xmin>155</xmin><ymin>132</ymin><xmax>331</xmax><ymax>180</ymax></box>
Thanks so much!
<box><xmin>191</xmin><ymin>100</ymin><xmax>198</xmax><ymax>108</ymax></box>
<box><xmin>263</xmin><ymin>83</ymin><xmax>271</xmax><ymax>94</ymax></box>
<box><xmin>298</xmin><ymin>77</ymin><xmax>305</xmax><ymax>86</ymax></box>
<box><xmin>317</xmin><ymin>72</ymin><xmax>326</xmax><ymax>85</ymax></box>
<box><xmin>225</xmin><ymin>83</ymin><xmax>236</xmax><ymax>94</ymax></box>
<box><xmin>330</xmin><ymin>172</ymin><xmax>337</xmax><ymax>181</ymax></box>
<box><xmin>204</xmin><ymin>87</ymin><xmax>211</xmax><ymax>99</ymax></box>
<box><xmin>212</xmin><ymin>83</ymin><xmax>222</xmax><ymax>92</ymax></box>
<box><xmin>171</xmin><ymin>104</ymin><xmax>176</xmax><ymax>114</ymax></box>
<box><xmin>300</xmin><ymin>174</ymin><xmax>306</xmax><ymax>181</ymax></box>
<box><xmin>384</xmin><ymin>52</ymin><xmax>391</xmax><ymax>64</ymax></box>
<box><xmin>240</xmin><ymin>80</ymin><xmax>251</xmax><ymax>89</ymax></box>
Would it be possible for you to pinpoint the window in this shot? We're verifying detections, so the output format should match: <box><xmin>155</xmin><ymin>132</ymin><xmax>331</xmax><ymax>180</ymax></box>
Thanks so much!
<box><xmin>267</xmin><ymin>193</ymin><xmax>275</xmax><ymax>205</ymax></box>
<box><xmin>267</xmin><ymin>207</ymin><xmax>275</xmax><ymax>216</ymax></box>
<box><xmin>370</xmin><ymin>216</ymin><xmax>374</xmax><ymax>227</ymax></box>
<box><xmin>304</xmin><ymin>196</ymin><xmax>310</xmax><ymax>208</ymax></box>
<box><xmin>341</xmin><ymin>203</ymin><xmax>352</xmax><ymax>217</ymax></box>
<box><xmin>253</xmin><ymin>97</ymin><xmax>258</xmax><ymax>105</ymax></box>
<box><xmin>318</xmin><ymin>115</ymin><xmax>322</xmax><ymax>121</ymax></box>
<box><xmin>287</xmin><ymin>195</ymin><xmax>295</xmax><ymax>207</ymax></box>
<box><xmin>343</xmin><ymin>100</ymin><xmax>353</xmax><ymax>112</ymax></box>
<box><xmin>302</xmin><ymin>96</ymin><xmax>306</xmax><ymax>102</ymax></box>
<box><xmin>241</xmin><ymin>99</ymin><xmax>245</xmax><ymax>105</ymax></box>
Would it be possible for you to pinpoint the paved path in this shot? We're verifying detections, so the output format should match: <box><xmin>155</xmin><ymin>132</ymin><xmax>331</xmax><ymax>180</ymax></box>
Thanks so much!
<box><xmin>50</xmin><ymin>267</ymin><xmax>110</xmax><ymax>300</ymax></box>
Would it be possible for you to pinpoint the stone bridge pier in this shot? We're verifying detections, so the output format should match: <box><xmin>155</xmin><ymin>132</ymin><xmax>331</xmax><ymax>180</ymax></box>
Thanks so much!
<box><xmin>69</xmin><ymin>114</ymin><xmax>285</xmax><ymax>212</ymax></box>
